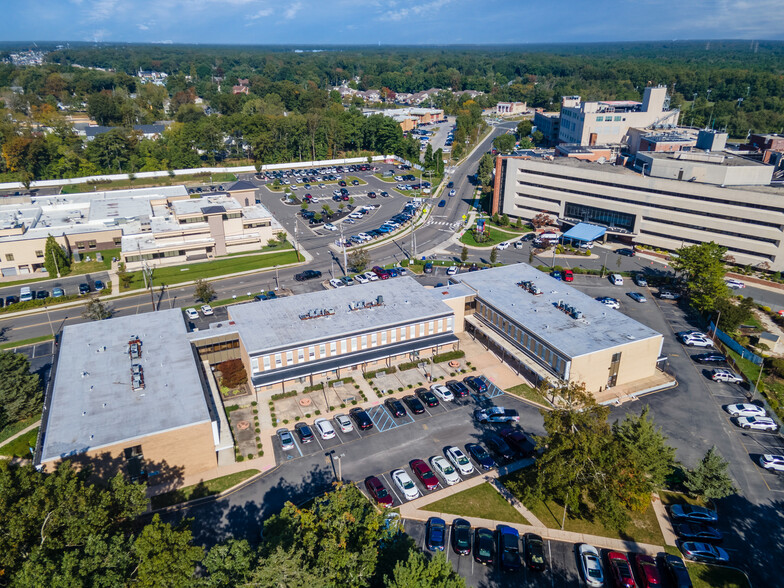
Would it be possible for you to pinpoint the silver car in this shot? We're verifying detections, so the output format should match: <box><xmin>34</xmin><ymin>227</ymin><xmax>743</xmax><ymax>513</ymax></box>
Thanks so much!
<box><xmin>578</xmin><ymin>544</ymin><xmax>604</xmax><ymax>587</ymax></box>
<box><xmin>277</xmin><ymin>428</ymin><xmax>295</xmax><ymax>451</ymax></box>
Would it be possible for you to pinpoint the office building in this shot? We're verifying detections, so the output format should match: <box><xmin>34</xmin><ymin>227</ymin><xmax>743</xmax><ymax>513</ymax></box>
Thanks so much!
<box><xmin>533</xmin><ymin>111</ymin><xmax>561</xmax><ymax>147</ymax></box>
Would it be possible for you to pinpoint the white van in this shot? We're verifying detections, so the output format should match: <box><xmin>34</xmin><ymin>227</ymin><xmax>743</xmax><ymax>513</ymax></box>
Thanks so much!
<box><xmin>539</xmin><ymin>232</ymin><xmax>559</xmax><ymax>243</ymax></box>
<box><xmin>610</xmin><ymin>274</ymin><xmax>624</xmax><ymax>286</ymax></box>
<box><xmin>19</xmin><ymin>286</ymin><xmax>33</xmax><ymax>302</ymax></box>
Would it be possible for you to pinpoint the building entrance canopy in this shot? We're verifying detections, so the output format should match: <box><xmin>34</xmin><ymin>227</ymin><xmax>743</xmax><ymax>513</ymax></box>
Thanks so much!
<box><xmin>562</xmin><ymin>222</ymin><xmax>606</xmax><ymax>244</ymax></box>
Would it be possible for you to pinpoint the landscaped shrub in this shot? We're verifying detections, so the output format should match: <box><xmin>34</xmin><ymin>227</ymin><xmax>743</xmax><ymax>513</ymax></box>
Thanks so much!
<box><xmin>398</xmin><ymin>387</ymin><xmax>404</xmax><ymax>392</ymax></box>
<box><xmin>315</xmin><ymin>410</ymin><xmax>321</xmax><ymax>416</ymax></box>
<box><xmin>257</xmin><ymin>443</ymin><xmax>262</xmax><ymax>449</ymax></box>
<box><xmin>237</xmin><ymin>455</ymin><xmax>245</xmax><ymax>462</ymax></box>
<box><xmin>432</xmin><ymin>350</ymin><xmax>466</xmax><ymax>363</ymax></box>
<box><xmin>254</xmin><ymin>427</ymin><xmax>260</xmax><ymax>433</ymax></box>
<box><xmin>351</xmin><ymin>400</ymin><xmax>358</xmax><ymax>405</ymax></box>
<box><xmin>216</xmin><ymin>359</ymin><xmax>247</xmax><ymax>388</ymax></box>
<box><xmin>305</xmin><ymin>413</ymin><xmax>311</xmax><ymax>418</ymax></box>
<box><xmin>340</xmin><ymin>403</ymin><xmax>346</xmax><ymax>409</ymax></box>
<box><xmin>251</xmin><ymin>401</ymin><xmax>257</xmax><ymax>406</ymax></box>
<box><xmin>252</xmin><ymin>409</ymin><xmax>258</xmax><ymax>415</ymax></box>
<box><xmin>271</xmin><ymin>390</ymin><xmax>297</xmax><ymax>401</ymax></box>
<box><xmin>398</xmin><ymin>359</ymin><xmax>429</xmax><ymax>371</ymax></box>
<box><xmin>329</xmin><ymin>405</ymin><xmax>335</xmax><ymax>412</ymax></box>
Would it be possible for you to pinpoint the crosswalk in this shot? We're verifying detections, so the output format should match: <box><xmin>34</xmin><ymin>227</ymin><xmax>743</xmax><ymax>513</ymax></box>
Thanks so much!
<box><xmin>426</xmin><ymin>220</ymin><xmax>460</xmax><ymax>227</ymax></box>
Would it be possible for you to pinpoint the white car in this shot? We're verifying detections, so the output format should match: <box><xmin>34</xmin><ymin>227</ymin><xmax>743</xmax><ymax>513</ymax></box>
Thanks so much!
<box><xmin>759</xmin><ymin>454</ymin><xmax>784</xmax><ymax>472</ymax></box>
<box><xmin>725</xmin><ymin>279</ymin><xmax>745</xmax><ymax>289</ymax></box>
<box><xmin>430</xmin><ymin>455</ymin><xmax>461</xmax><ymax>486</ymax></box>
<box><xmin>596</xmin><ymin>297</ymin><xmax>620</xmax><ymax>310</ymax></box>
<box><xmin>349</xmin><ymin>212</ymin><xmax>363</xmax><ymax>219</ymax></box>
<box><xmin>185</xmin><ymin>308</ymin><xmax>199</xmax><ymax>320</ymax></box>
<box><xmin>711</xmin><ymin>368</ymin><xmax>743</xmax><ymax>383</ymax></box>
<box><xmin>736</xmin><ymin>416</ymin><xmax>778</xmax><ymax>431</ymax></box>
<box><xmin>681</xmin><ymin>335</ymin><xmax>713</xmax><ymax>348</ymax></box>
<box><xmin>200</xmin><ymin>304</ymin><xmax>214</xmax><ymax>316</ymax></box>
<box><xmin>430</xmin><ymin>384</ymin><xmax>454</xmax><ymax>402</ymax></box>
<box><xmin>364</xmin><ymin>271</ymin><xmax>379</xmax><ymax>281</ymax></box>
<box><xmin>446</xmin><ymin>265</ymin><xmax>459</xmax><ymax>276</ymax></box>
<box><xmin>329</xmin><ymin>278</ymin><xmax>345</xmax><ymax>288</ymax></box>
<box><xmin>334</xmin><ymin>414</ymin><xmax>354</xmax><ymax>433</ymax></box>
<box><xmin>449</xmin><ymin>189</ymin><xmax>456</xmax><ymax>196</ymax></box>
<box><xmin>496</xmin><ymin>242</ymin><xmax>510</xmax><ymax>251</ymax></box>
<box><xmin>355</xmin><ymin>274</ymin><xmax>369</xmax><ymax>284</ymax></box>
<box><xmin>726</xmin><ymin>403</ymin><xmax>767</xmax><ymax>418</ymax></box>
<box><xmin>358</xmin><ymin>233</ymin><xmax>372</xmax><ymax>241</ymax></box>
<box><xmin>578</xmin><ymin>544</ymin><xmax>604</xmax><ymax>588</ymax></box>
<box><xmin>391</xmin><ymin>469</ymin><xmax>420</xmax><ymax>501</ymax></box>
<box><xmin>314</xmin><ymin>418</ymin><xmax>336</xmax><ymax>440</ymax></box>
<box><xmin>323</xmin><ymin>223</ymin><xmax>337</xmax><ymax>231</ymax></box>
<box><xmin>445</xmin><ymin>446</ymin><xmax>475</xmax><ymax>476</ymax></box>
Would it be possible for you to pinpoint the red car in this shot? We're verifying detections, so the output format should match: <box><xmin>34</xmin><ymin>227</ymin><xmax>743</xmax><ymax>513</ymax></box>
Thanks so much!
<box><xmin>634</xmin><ymin>554</ymin><xmax>660</xmax><ymax>588</ymax></box>
<box><xmin>608</xmin><ymin>551</ymin><xmax>636</xmax><ymax>588</ymax></box>
<box><xmin>410</xmin><ymin>459</ymin><xmax>439</xmax><ymax>491</ymax></box>
<box><xmin>365</xmin><ymin>476</ymin><xmax>393</xmax><ymax>508</ymax></box>
<box><xmin>564</xmin><ymin>269</ymin><xmax>574</xmax><ymax>282</ymax></box>
<box><xmin>372</xmin><ymin>266</ymin><xmax>390</xmax><ymax>280</ymax></box>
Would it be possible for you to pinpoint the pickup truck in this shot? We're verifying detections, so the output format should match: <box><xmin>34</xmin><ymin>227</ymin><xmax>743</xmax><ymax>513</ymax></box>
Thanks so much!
<box><xmin>474</xmin><ymin>407</ymin><xmax>520</xmax><ymax>423</ymax></box>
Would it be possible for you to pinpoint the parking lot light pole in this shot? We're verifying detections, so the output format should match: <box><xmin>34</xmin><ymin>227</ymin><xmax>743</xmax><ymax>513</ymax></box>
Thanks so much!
<box><xmin>753</xmin><ymin>359</ymin><xmax>764</xmax><ymax>400</ymax></box>
<box><xmin>337</xmin><ymin>452</ymin><xmax>345</xmax><ymax>482</ymax></box>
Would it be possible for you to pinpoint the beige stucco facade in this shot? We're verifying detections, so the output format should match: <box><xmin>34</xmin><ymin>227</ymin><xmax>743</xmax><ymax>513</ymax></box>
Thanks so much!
<box><xmin>569</xmin><ymin>335</ymin><xmax>662</xmax><ymax>393</ymax></box>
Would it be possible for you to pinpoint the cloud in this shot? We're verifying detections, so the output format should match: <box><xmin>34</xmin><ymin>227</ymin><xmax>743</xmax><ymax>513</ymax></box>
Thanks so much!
<box><xmin>381</xmin><ymin>0</ymin><xmax>453</xmax><ymax>22</ymax></box>
<box><xmin>137</xmin><ymin>23</ymin><xmax>149</xmax><ymax>30</ymax></box>
<box><xmin>249</xmin><ymin>7</ymin><xmax>273</xmax><ymax>19</ymax></box>
<box><xmin>284</xmin><ymin>1</ymin><xmax>302</xmax><ymax>19</ymax></box>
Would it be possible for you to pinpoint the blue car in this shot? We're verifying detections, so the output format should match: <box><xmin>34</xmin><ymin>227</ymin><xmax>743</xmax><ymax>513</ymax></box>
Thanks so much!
<box><xmin>52</xmin><ymin>287</ymin><xmax>65</xmax><ymax>298</ymax></box>
<box><xmin>378</xmin><ymin>226</ymin><xmax>391</xmax><ymax>233</ymax></box>
<box><xmin>426</xmin><ymin>517</ymin><xmax>446</xmax><ymax>551</ymax></box>
<box><xmin>94</xmin><ymin>280</ymin><xmax>105</xmax><ymax>291</ymax></box>
<box><xmin>550</xmin><ymin>271</ymin><xmax>562</xmax><ymax>281</ymax></box>
<box><xmin>498</xmin><ymin>525</ymin><xmax>521</xmax><ymax>572</ymax></box>
<box><xmin>438</xmin><ymin>199</ymin><xmax>446</xmax><ymax>207</ymax></box>
<box><xmin>466</xmin><ymin>443</ymin><xmax>496</xmax><ymax>470</ymax></box>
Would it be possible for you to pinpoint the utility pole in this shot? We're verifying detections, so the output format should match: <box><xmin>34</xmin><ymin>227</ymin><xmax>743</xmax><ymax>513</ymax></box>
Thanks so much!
<box><xmin>339</xmin><ymin>224</ymin><xmax>347</xmax><ymax>276</ymax></box>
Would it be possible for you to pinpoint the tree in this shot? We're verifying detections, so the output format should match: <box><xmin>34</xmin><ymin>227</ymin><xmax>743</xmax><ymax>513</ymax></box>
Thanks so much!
<box><xmin>194</xmin><ymin>279</ymin><xmax>215</xmax><ymax>303</ymax></box>
<box><xmin>0</xmin><ymin>351</ymin><xmax>42</xmax><ymax>430</ymax></box>
<box><xmin>492</xmin><ymin>133</ymin><xmax>515</xmax><ymax>152</ymax></box>
<box><xmin>424</xmin><ymin>143</ymin><xmax>434</xmax><ymax>169</ymax></box>
<box><xmin>301</xmin><ymin>201</ymin><xmax>309</xmax><ymax>210</ymax></box>
<box><xmin>117</xmin><ymin>261</ymin><xmax>133</xmax><ymax>290</ymax></box>
<box><xmin>384</xmin><ymin>551</ymin><xmax>465</xmax><ymax>588</ymax></box>
<box><xmin>515</xmin><ymin>218</ymin><xmax>523</xmax><ymax>229</ymax></box>
<box><xmin>460</xmin><ymin>245</ymin><xmax>468</xmax><ymax>263</ymax></box>
<box><xmin>613</xmin><ymin>406</ymin><xmax>675</xmax><ymax>489</ymax></box>
<box><xmin>531</xmin><ymin>213</ymin><xmax>552</xmax><ymax>229</ymax></box>
<box><xmin>131</xmin><ymin>514</ymin><xmax>204</xmax><ymax>587</ymax></box>
<box><xmin>517</xmin><ymin>120</ymin><xmax>533</xmax><ymax>137</ymax></box>
<box><xmin>203</xmin><ymin>539</ymin><xmax>257</xmax><ymax>588</ymax></box>
<box><xmin>715</xmin><ymin>295</ymin><xmax>755</xmax><ymax>332</ymax></box>
<box><xmin>82</xmin><ymin>297</ymin><xmax>112</xmax><ymax>321</ymax></box>
<box><xmin>684</xmin><ymin>446</ymin><xmax>737</xmax><ymax>501</ymax></box>
<box><xmin>532</xmin><ymin>130</ymin><xmax>545</xmax><ymax>145</ymax></box>
<box><xmin>501</xmin><ymin>213</ymin><xmax>510</xmax><ymax>226</ymax></box>
<box><xmin>44</xmin><ymin>234</ymin><xmax>70</xmax><ymax>277</ymax></box>
<box><xmin>348</xmin><ymin>248</ymin><xmax>371</xmax><ymax>273</ymax></box>
<box><xmin>671</xmin><ymin>242</ymin><xmax>730</xmax><ymax>313</ymax></box>
<box><xmin>477</xmin><ymin>153</ymin><xmax>494</xmax><ymax>189</ymax></box>
<box><xmin>490</xmin><ymin>247</ymin><xmax>498</xmax><ymax>264</ymax></box>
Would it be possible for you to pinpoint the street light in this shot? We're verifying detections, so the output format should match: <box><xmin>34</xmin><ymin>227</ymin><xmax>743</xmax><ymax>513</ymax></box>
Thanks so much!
<box><xmin>328</xmin><ymin>451</ymin><xmax>346</xmax><ymax>482</ymax></box>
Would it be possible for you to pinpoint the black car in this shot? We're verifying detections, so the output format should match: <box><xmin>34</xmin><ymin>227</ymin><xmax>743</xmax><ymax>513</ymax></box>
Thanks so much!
<box><xmin>661</xmin><ymin>554</ymin><xmax>693</xmax><ymax>588</ymax></box>
<box><xmin>485</xmin><ymin>434</ymin><xmax>515</xmax><ymax>461</ymax></box>
<box><xmin>426</xmin><ymin>517</ymin><xmax>446</xmax><ymax>551</ymax></box>
<box><xmin>464</xmin><ymin>376</ymin><xmax>488</xmax><ymax>394</ymax></box>
<box><xmin>473</xmin><ymin>528</ymin><xmax>494</xmax><ymax>565</ymax></box>
<box><xmin>466</xmin><ymin>443</ymin><xmax>496</xmax><ymax>470</ymax></box>
<box><xmin>447</xmin><ymin>181</ymin><xmax>454</xmax><ymax>188</ymax></box>
<box><xmin>403</xmin><ymin>395</ymin><xmax>425</xmax><ymax>415</ymax></box>
<box><xmin>500</xmin><ymin>428</ymin><xmax>533</xmax><ymax>456</ymax></box>
<box><xmin>416</xmin><ymin>388</ymin><xmax>439</xmax><ymax>407</ymax></box>
<box><xmin>5</xmin><ymin>295</ymin><xmax>18</xmax><ymax>306</ymax></box>
<box><xmin>446</xmin><ymin>380</ymin><xmax>470</xmax><ymax>398</ymax></box>
<box><xmin>524</xmin><ymin>533</ymin><xmax>546</xmax><ymax>571</ymax></box>
<box><xmin>295</xmin><ymin>423</ymin><xmax>314</xmax><ymax>443</ymax></box>
<box><xmin>36</xmin><ymin>290</ymin><xmax>49</xmax><ymax>300</ymax></box>
<box><xmin>451</xmin><ymin>518</ymin><xmax>472</xmax><ymax>556</ymax></box>
<box><xmin>674</xmin><ymin>522</ymin><xmax>723</xmax><ymax>544</ymax></box>
<box><xmin>692</xmin><ymin>353</ymin><xmax>727</xmax><ymax>365</ymax></box>
<box><xmin>384</xmin><ymin>398</ymin><xmax>407</xmax><ymax>418</ymax></box>
<box><xmin>521</xmin><ymin>232</ymin><xmax>536</xmax><ymax>242</ymax></box>
<box><xmin>295</xmin><ymin>269</ymin><xmax>322</xmax><ymax>282</ymax></box>
<box><xmin>349</xmin><ymin>407</ymin><xmax>373</xmax><ymax>430</ymax></box>
<box><xmin>78</xmin><ymin>283</ymin><xmax>90</xmax><ymax>295</ymax></box>
<box><xmin>423</xmin><ymin>262</ymin><xmax>433</xmax><ymax>274</ymax></box>
<box><xmin>498</xmin><ymin>525</ymin><xmax>521</xmax><ymax>572</ymax></box>
<box><xmin>617</xmin><ymin>248</ymin><xmax>636</xmax><ymax>257</ymax></box>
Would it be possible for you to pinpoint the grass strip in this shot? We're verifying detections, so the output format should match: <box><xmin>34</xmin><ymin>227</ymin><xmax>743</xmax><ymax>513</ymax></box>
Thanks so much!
<box><xmin>506</xmin><ymin>383</ymin><xmax>551</xmax><ymax>406</ymax></box>
<box><xmin>0</xmin><ymin>426</ymin><xmax>39</xmax><ymax>458</ymax></box>
<box><xmin>422</xmin><ymin>482</ymin><xmax>529</xmax><ymax>525</ymax></box>
<box><xmin>0</xmin><ymin>335</ymin><xmax>54</xmax><ymax>351</ymax></box>
<box><xmin>0</xmin><ymin>415</ymin><xmax>41</xmax><ymax>444</ymax></box>
<box><xmin>150</xmin><ymin>469</ymin><xmax>260</xmax><ymax>509</ymax></box>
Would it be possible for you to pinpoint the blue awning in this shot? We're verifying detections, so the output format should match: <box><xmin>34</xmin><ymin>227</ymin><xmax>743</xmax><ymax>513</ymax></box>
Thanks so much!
<box><xmin>562</xmin><ymin>223</ymin><xmax>606</xmax><ymax>243</ymax></box>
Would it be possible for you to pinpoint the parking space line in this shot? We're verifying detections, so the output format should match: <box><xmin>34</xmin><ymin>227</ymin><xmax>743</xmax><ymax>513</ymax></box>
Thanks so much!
<box><xmin>382</xmin><ymin>473</ymin><xmax>404</xmax><ymax>505</ymax></box>
<box><xmin>292</xmin><ymin>438</ymin><xmax>303</xmax><ymax>458</ymax></box>
<box><xmin>313</xmin><ymin>434</ymin><xmax>324</xmax><ymax>451</ymax></box>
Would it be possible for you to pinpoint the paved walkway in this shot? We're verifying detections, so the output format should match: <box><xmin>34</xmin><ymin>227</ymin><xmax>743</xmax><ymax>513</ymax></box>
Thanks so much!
<box><xmin>651</xmin><ymin>492</ymin><xmax>679</xmax><ymax>546</ymax></box>
<box><xmin>0</xmin><ymin>420</ymin><xmax>41</xmax><ymax>446</ymax></box>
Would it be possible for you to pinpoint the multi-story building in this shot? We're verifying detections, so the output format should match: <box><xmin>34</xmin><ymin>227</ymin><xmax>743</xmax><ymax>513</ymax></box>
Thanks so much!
<box><xmin>558</xmin><ymin>86</ymin><xmax>679</xmax><ymax>146</ymax></box>
<box><xmin>362</xmin><ymin>107</ymin><xmax>445</xmax><ymax>132</ymax></box>
<box><xmin>0</xmin><ymin>185</ymin><xmax>284</xmax><ymax>277</ymax></box>
<box><xmin>533</xmin><ymin>111</ymin><xmax>561</xmax><ymax>147</ymax></box>
<box><xmin>493</xmin><ymin>151</ymin><xmax>784</xmax><ymax>270</ymax></box>
<box><xmin>495</xmin><ymin>102</ymin><xmax>527</xmax><ymax>116</ymax></box>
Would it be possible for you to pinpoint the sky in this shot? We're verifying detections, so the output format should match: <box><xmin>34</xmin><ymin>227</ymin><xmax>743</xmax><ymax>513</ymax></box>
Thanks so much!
<box><xmin>0</xmin><ymin>0</ymin><xmax>781</xmax><ymax>45</ymax></box>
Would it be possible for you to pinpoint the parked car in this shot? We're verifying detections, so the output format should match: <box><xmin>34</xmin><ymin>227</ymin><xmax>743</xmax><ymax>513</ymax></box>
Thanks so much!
<box><xmin>200</xmin><ymin>304</ymin><xmax>214</xmax><ymax>316</ymax></box>
<box><xmin>277</xmin><ymin>428</ymin><xmax>295</xmax><ymax>451</ymax></box>
<box><xmin>497</xmin><ymin>242</ymin><xmax>510</xmax><ymax>251</ymax></box>
<box><xmin>627</xmin><ymin>292</ymin><xmax>647</xmax><ymax>303</ymax></box>
<box><xmin>500</xmin><ymin>428</ymin><xmax>533</xmax><ymax>456</ymax></box>
<box><xmin>403</xmin><ymin>395</ymin><xmax>426</xmax><ymax>415</ymax></box>
<box><xmin>79</xmin><ymin>283</ymin><xmax>90</xmax><ymax>295</ymax></box>
<box><xmin>391</xmin><ymin>469</ymin><xmax>420</xmax><ymax>501</ymax></box>
<box><xmin>711</xmin><ymin>368</ymin><xmax>743</xmax><ymax>383</ymax></box>
<box><xmin>563</xmin><ymin>269</ymin><xmax>574</xmax><ymax>282</ymax></box>
<box><xmin>295</xmin><ymin>269</ymin><xmax>322</xmax><ymax>281</ymax></box>
<box><xmin>617</xmin><ymin>248</ymin><xmax>636</xmax><ymax>257</ymax></box>
<box><xmin>410</xmin><ymin>458</ymin><xmax>439</xmax><ymax>491</ymax></box>
<box><xmin>446</xmin><ymin>380</ymin><xmax>470</xmax><ymax>398</ymax></box>
<box><xmin>633</xmin><ymin>274</ymin><xmax>648</xmax><ymax>287</ymax></box>
<box><xmin>463</xmin><ymin>375</ymin><xmax>488</xmax><ymax>393</ymax></box>
<box><xmin>430</xmin><ymin>455</ymin><xmax>461</xmax><ymax>485</ymax></box>
<box><xmin>52</xmin><ymin>287</ymin><xmax>65</xmax><ymax>298</ymax></box>
<box><xmin>329</xmin><ymin>278</ymin><xmax>345</xmax><ymax>288</ymax></box>
<box><xmin>314</xmin><ymin>418</ymin><xmax>336</xmax><ymax>440</ymax></box>
<box><xmin>36</xmin><ymin>290</ymin><xmax>49</xmax><ymax>299</ymax></box>
<box><xmin>674</xmin><ymin>522</ymin><xmax>723</xmax><ymax>543</ymax></box>
<box><xmin>725</xmin><ymin>403</ymin><xmax>767</xmax><ymax>417</ymax></box>
<box><xmin>725</xmin><ymin>279</ymin><xmax>745</xmax><ymax>289</ymax></box>
<box><xmin>334</xmin><ymin>414</ymin><xmax>354</xmax><ymax>433</ymax></box>
<box><xmin>385</xmin><ymin>398</ymin><xmax>407</xmax><ymax>418</ymax></box>
<box><xmin>609</xmin><ymin>274</ymin><xmax>624</xmax><ymax>286</ymax></box>
<box><xmin>423</xmin><ymin>262</ymin><xmax>433</xmax><ymax>274</ymax></box>
<box><xmin>661</xmin><ymin>554</ymin><xmax>693</xmax><ymax>588</ymax></box>
<box><xmin>759</xmin><ymin>454</ymin><xmax>784</xmax><ymax>472</ymax></box>
<box><xmin>447</xmin><ymin>265</ymin><xmax>459</xmax><ymax>276</ymax></box>
<box><xmin>94</xmin><ymin>280</ymin><xmax>105</xmax><ymax>291</ymax></box>
<box><xmin>431</xmin><ymin>384</ymin><xmax>454</xmax><ymax>402</ymax></box>
<box><xmin>550</xmin><ymin>270</ymin><xmax>562</xmax><ymax>280</ymax></box>
<box><xmin>679</xmin><ymin>541</ymin><xmax>729</xmax><ymax>563</ymax></box>
<box><xmin>669</xmin><ymin>504</ymin><xmax>719</xmax><ymax>524</ymax></box>
<box><xmin>597</xmin><ymin>296</ymin><xmax>621</xmax><ymax>310</ymax></box>
<box><xmin>445</xmin><ymin>446</ymin><xmax>475</xmax><ymax>476</ymax></box>
<box><xmin>607</xmin><ymin>551</ymin><xmax>636</xmax><ymax>588</ymax></box>
<box><xmin>474</xmin><ymin>407</ymin><xmax>519</xmax><ymax>423</ymax></box>
<box><xmin>466</xmin><ymin>443</ymin><xmax>496</xmax><ymax>470</ymax></box>
<box><xmin>634</xmin><ymin>553</ymin><xmax>661</xmax><ymax>588</ymax></box>
<box><xmin>366</xmin><ymin>476</ymin><xmax>394</xmax><ymax>508</ymax></box>
<box><xmin>497</xmin><ymin>525</ymin><xmax>521</xmax><ymax>572</ymax></box>
<box><xmin>736</xmin><ymin>416</ymin><xmax>778</xmax><ymax>431</ymax></box>
<box><xmin>524</xmin><ymin>533</ymin><xmax>546</xmax><ymax>571</ymax></box>
<box><xmin>294</xmin><ymin>423</ymin><xmax>314</xmax><ymax>443</ymax></box>
<box><xmin>485</xmin><ymin>434</ymin><xmax>516</xmax><ymax>461</ymax></box>
<box><xmin>426</xmin><ymin>517</ymin><xmax>447</xmax><ymax>551</ymax></box>
<box><xmin>417</xmin><ymin>388</ymin><xmax>440</xmax><ymax>407</ymax></box>
<box><xmin>578</xmin><ymin>544</ymin><xmax>604</xmax><ymax>587</ymax></box>
<box><xmin>473</xmin><ymin>527</ymin><xmax>495</xmax><ymax>565</ymax></box>
<box><xmin>185</xmin><ymin>308</ymin><xmax>199</xmax><ymax>320</ymax></box>
<box><xmin>658</xmin><ymin>290</ymin><xmax>680</xmax><ymax>300</ymax></box>
<box><xmin>451</xmin><ymin>518</ymin><xmax>472</xmax><ymax>556</ymax></box>
<box><xmin>680</xmin><ymin>334</ymin><xmax>713</xmax><ymax>348</ymax></box>
<box><xmin>692</xmin><ymin>353</ymin><xmax>727</xmax><ymax>365</ymax></box>
<box><xmin>349</xmin><ymin>407</ymin><xmax>373</xmax><ymax>430</ymax></box>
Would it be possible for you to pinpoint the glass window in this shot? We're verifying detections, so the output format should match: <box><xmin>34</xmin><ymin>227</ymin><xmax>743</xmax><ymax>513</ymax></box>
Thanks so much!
<box><xmin>251</xmin><ymin>358</ymin><xmax>259</xmax><ymax>373</ymax></box>
<box><xmin>275</xmin><ymin>354</ymin><xmax>282</xmax><ymax>367</ymax></box>
<box><xmin>371</xmin><ymin>333</ymin><xmax>377</xmax><ymax>346</ymax></box>
<box><xmin>263</xmin><ymin>356</ymin><xmax>271</xmax><ymax>370</ymax></box>
<box><xmin>614</xmin><ymin>116</ymin><xmax>621</xmax><ymax>121</ymax></box>
<box><xmin>390</xmin><ymin>329</ymin><xmax>396</xmax><ymax>343</ymax></box>
<box><xmin>330</xmin><ymin>342</ymin><xmax>337</xmax><ymax>354</ymax></box>
<box><xmin>298</xmin><ymin>348</ymin><xmax>305</xmax><ymax>362</ymax></box>
<box><xmin>286</xmin><ymin>351</ymin><xmax>293</xmax><ymax>364</ymax></box>
<box><xmin>351</xmin><ymin>338</ymin><xmax>358</xmax><ymax>351</ymax></box>
<box><xmin>341</xmin><ymin>339</ymin><xmax>347</xmax><ymax>353</ymax></box>
<box><xmin>4</xmin><ymin>254</ymin><xmax>13</xmax><ymax>261</ymax></box>
<box><xmin>361</xmin><ymin>336</ymin><xmax>367</xmax><ymax>349</ymax></box>
<box><xmin>381</xmin><ymin>331</ymin><xmax>387</xmax><ymax>344</ymax></box>
<box><xmin>428</xmin><ymin>322</ymin><xmax>434</xmax><ymax>335</ymax></box>
<box><xmin>35</xmin><ymin>250</ymin><xmax>43</xmax><ymax>258</ymax></box>
<box><xmin>309</xmin><ymin>346</ymin><xmax>315</xmax><ymax>359</ymax></box>
<box><xmin>319</xmin><ymin>344</ymin><xmax>326</xmax><ymax>357</ymax></box>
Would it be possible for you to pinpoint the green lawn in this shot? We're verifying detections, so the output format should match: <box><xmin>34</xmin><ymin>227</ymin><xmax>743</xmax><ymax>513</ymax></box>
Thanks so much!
<box><xmin>459</xmin><ymin>225</ymin><xmax>514</xmax><ymax>247</ymax></box>
<box><xmin>689</xmin><ymin>564</ymin><xmax>751</xmax><ymax>588</ymax></box>
<box><xmin>122</xmin><ymin>250</ymin><xmax>300</xmax><ymax>290</ymax></box>
<box><xmin>69</xmin><ymin>247</ymin><xmax>119</xmax><ymax>275</ymax></box>
<box><xmin>150</xmin><ymin>469</ymin><xmax>260</xmax><ymax>509</ymax></box>
<box><xmin>0</xmin><ymin>415</ymin><xmax>41</xmax><ymax>444</ymax></box>
<box><xmin>501</xmin><ymin>471</ymin><xmax>664</xmax><ymax>546</ymax></box>
<box><xmin>422</xmin><ymin>483</ymin><xmax>529</xmax><ymax>525</ymax></box>
<box><xmin>0</xmin><ymin>426</ymin><xmax>39</xmax><ymax>458</ymax></box>
<box><xmin>506</xmin><ymin>383</ymin><xmax>551</xmax><ymax>406</ymax></box>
